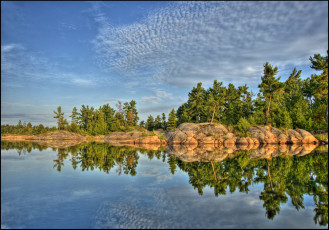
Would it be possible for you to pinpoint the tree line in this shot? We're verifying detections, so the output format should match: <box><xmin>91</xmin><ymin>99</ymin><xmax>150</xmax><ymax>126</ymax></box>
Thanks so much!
<box><xmin>1</xmin><ymin>120</ymin><xmax>57</xmax><ymax>136</ymax></box>
<box><xmin>174</xmin><ymin>52</ymin><xmax>328</xmax><ymax>132</ymax></box>
<box><xmin>1</xmin><ymin>52</ymin><xmax>327</xmax><ymax>136</ymax></box>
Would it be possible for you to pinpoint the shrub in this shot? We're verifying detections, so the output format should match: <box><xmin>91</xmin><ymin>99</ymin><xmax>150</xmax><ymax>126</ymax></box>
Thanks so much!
<box><xmin>235</xmin><ymin>118</ymin><xmax>251</xmax><ymax>137</ymax></box>
<box><xmin>151</xmin><ymin>129</ymin><xmax>157</xmax><ymax>136</ymax></box>
<box><xmin>227</xmin><ymin>125</ymin><xmax>234</xmax><ymax>133</ymax></box>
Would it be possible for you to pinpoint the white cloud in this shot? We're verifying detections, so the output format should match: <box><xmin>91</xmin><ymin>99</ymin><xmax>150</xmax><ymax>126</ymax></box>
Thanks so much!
<box><xmin>94</xmin><ymin>1</ymin><xmax>328</xmax><ymax>89</ymax></box>
<box><xmin>141</xmin><ymin>96</ymin><xmax>161</xmax><ymax>104</ymax></box>
<box><xmin>1</xmin><ymin>44</ymin><xmax>98</xmax><ymax>88</ymax></box>
<box><xmin>156</xmin><ymin>90</ymin><xmax>174</xmax><ymax>100</ymax></box>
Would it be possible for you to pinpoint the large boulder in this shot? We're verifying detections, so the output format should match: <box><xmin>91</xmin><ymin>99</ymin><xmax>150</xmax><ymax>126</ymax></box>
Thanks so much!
<box><xmin>105</xmin><ymin>132</ymin><xmax>131</xmax><ymax>141</ymax></box>
<box><xmin>135</xmin><ymin>136</ymin><xmax>161</xmax><ymax>144</ymax></box>
<box><xmin>165</xmin><ymin>129</ymin><xmax>188</xmax><ymax>144</ymax></box>
<box><xmin>248</xmin><ymin>126</ymin><xmax>278</xmax><ymax>144</ymax></box>
<box><xmin>287</xmin><ymin>129</ymin><xmax>303</xmax><ymax>144</ymax></box>
<box><xmin>198</xmin><ymin>136</ymin><xmax>215</xmax><ymax>145</ymax></box>
<box><xmin>31</xmin><ymin>131</ymin><xmax>86</xmax><ymax>140</ymax></box>
<box><xmin>248</xmin><ymin>126</ymin><xmax>319</xmax><ymax>145</ymax></box>
<box><xmin>199</xmin><ymin>123</ymin><xmax>228</xmax><ymax>137</ymax></box>
<box><xmin>236</xmin><ymin>137</ymin><xmax>249</xmax><ymax>146</ymax></box>
<box><xmin>181</xmin><ymin>137</ymin><xmax>198</xmax><ymax>147</ymax></box>
<box><xmin>278</xmin><ymin>133</ymin><xmax>289</xmax><ymax>144</ymax></box>
<box><xmin>177</xmin><ymin>123</ymin><xmax>201</xmax><ymax>137</ymax></box>
<box><xmin>295</xmin><ymin>129</ymin><xmax>318</xmax><ymax>144</ymax></box>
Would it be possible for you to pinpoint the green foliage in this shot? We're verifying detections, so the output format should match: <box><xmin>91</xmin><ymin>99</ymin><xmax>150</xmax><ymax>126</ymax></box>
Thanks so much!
<box><xmin>141</xmin><ymin>132</ymin><xmax>149</xmax><ymax>137</ymax></box>
<box><xmin>1</xmin><ymin>121</ymin><xmax>57</xmax><ymax>136</ymax></box>
<box><xmin>146</xmin><ymin>115</ymin><xmax>155</xmax><ymax>131</ymax></box>
<box><xmin>152</xmin><ymin>129</ymin><xmax>157</xmax><ymax>136</ymax></box>
<box><xmin>258</xmin><ymin>62</ymin><xmax>285</xmax><ymax>125</ymax></box>
<box><xmin>235</xmin><ymin>118</ymin><xmax>251</xmax><ymax>137</ymax></box>
<box><xmin>186</xmin><ymin>82</ymin><xmax>206</xmax><ymax>122</ymax></box>
<box><xmin>274</xmin><ymin>108</ymin><xmax>293</xmax><ymax>129</ymax></box>
<box><xmin>53</xmin><ymin>106</ymin><xmax>65</xmax><ymax>130</ymax></box>
<box><xmin>167</xmin><ymin>109</ymin><xmax>177</xmax><ymax>131</ymax></box>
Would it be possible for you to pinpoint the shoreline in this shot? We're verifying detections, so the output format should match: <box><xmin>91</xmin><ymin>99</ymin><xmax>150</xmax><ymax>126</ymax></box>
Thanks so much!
<box><xmin>1</xmin><ymin>123</ymin><xmax>328</xmax><ymax>147</ymax></box>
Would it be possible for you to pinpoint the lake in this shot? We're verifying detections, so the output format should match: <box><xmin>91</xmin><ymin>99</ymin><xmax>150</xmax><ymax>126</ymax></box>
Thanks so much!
<box><xmin>1</xmin><ymin>141</ymin><xmax>328</xmax><ymax>229</ymax></box>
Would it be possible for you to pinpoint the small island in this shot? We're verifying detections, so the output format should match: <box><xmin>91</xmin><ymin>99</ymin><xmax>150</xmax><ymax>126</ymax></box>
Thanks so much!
<box><xmin>2</xmin><ymin>53</ymin><xmax>328</xmax><ymax>151</ymax></box>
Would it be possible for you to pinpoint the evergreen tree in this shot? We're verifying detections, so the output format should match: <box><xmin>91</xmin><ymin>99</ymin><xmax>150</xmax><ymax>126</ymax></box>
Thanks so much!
<box><xmin>258</xmin><ymin>62</ymin><xmax>285</xmax><ymax>125</ymax></box>
<box><xmin>154</xmin><ymin>115</ymin><xmax>162</xmax><ymax>130</ymax></box>
<box><xmin>53</xmin><ymin>106</ymin><xmax>65</xmax><ymax>130</ymax></box>
<box><xmin>146</xmin><ymin>115</ymin><xmax>155</xmax><ymax>131</ymax></box>
<box><xmin>139</xmin><ymin>120</ymin><xmax>145</xmax><ymax>128</ymax></box>
<box><xmin>70</xmin><ymin>107</ymin><xmax>79</xmax><ymax>124</ymax></box>
<box><xmin>176</xmin><ymin>103</ymin><xmax>190</xmax><ymax>125</ymax></box>
<box><xmin>224</xmin><ymin>83</ymin><xmax>239</xmax><ymax>125</ymax></box>
<box><xmin>94</xmin><ymin>110</ymin><xmax>107</xmax><ymax>135</ymax></box>
<box><xmin>187</xmin><ymin>82</ymin><xmax>206</xmax><ymax>122</ymax></box>
<box><xmin>123</xmin><ymin>100</ymin><xmax>139</xmax><ymax>126</ymax></box>
<box><xmin>205</xmin><ymin>80</ymin><xmax>226</xmax><ymax>123</ymax></box>
<box><xmin>167</xmin><ymin>109</ymin><xmax>177</xmax><ymax>130</ymax></box>
<box><xmin>162</xmin><ymin>113</ymin><xmax>167</xmax><ymax>130</ymax></box>
<box><xmin>309</xmin><ymin>52</ymin><xmax>328</xmax><ymax>122</ymax></box>
<box><xmin>130</xmin><ymin>100</ymin><xmax>139</xmax><ymax>126</ymax></box>
<box><xmin>101</xmin><ymin>104</ymin><xmax>115</xmax><ymax>130</ymax></box>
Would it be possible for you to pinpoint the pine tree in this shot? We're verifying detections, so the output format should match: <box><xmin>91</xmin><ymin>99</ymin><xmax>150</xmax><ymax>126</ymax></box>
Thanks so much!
<box><xmin>161</xmin><ymin>113</ymin><xmax>167</xmax><ymax>130</ymax></box>
<box><xmin>309</xmin><ymin>52</ymin><xmax>328</xmax><ymax>122</ymax></box>
<box><xmin>154</xmin><ymin>115</ymin><xmax>162</xmax><ymax>130</ymax></box>
<box><xmin>53</xmin><ymin>106</ymin><xmax>65</xmax><ymax>130</ymax></box>
<box><xmin>101</xmin><ymin>104</ymin><xmax>115</xmax><ymax>130</ymax></box>
<box><xmin>224</xmin><ymin>83</ymin><xmax>239</xmax><ymax>125</ymax></box>
<box><xmin>146</xmin><ymin>115</ymin><xmax>155</xmax><ymax>131</ymax></box>
<box><xmin>130</xmin><ymin>100</ymin><xmax>139</xmax><ymax>126</ymax></box>
<box><xmin>187</xmin><ymin>82</ymin><xmax>206</xmax><ymax>122</ymax></box>
<box><xmin>206</xmin><ymin>80</ymin><xmax>226</xmax><ymax>123</ymax></box>
<box><xmin>258</xmin><ymin>62</ymin><xmax>285</xmax><ymax>125</ymax></box>
<box><xmin>70</xmin><ymin>107</ymin><xmax>79</xmax><ymax>124</ymax></box>
<box><xmin>167</xmin><ymin>109</ymin><xmax>177</xmax><ymax>131</ymax></box>
<box><xmin>94</xmin><ymin>110</ymin><xmax>107</xmax><ymax>135</ymax></box>
<box><xmin>176</xmin><ymin>103</ymin><xmax>190</xmax><ymax>125</ymax></box>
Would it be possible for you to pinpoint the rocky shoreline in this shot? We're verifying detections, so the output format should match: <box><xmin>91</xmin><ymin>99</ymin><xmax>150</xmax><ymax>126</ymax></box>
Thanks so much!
<box><xmin>1</xmin><ymin>123</ymin><xmax>328</xmax><ymax>148</ymax></box>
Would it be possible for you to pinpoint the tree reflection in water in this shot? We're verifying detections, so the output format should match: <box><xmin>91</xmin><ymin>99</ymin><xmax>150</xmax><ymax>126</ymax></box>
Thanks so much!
<box><xmin>1</xmin><ymin>141</ymin><xmax>328</xmax><ymax>226</ymax></box>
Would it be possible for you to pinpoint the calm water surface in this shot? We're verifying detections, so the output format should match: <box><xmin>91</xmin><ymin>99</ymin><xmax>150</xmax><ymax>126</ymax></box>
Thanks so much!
<box><xmin>1</xmin><ymin>141</ymin><xmax>328</xmax><ymax>229</ymax></box>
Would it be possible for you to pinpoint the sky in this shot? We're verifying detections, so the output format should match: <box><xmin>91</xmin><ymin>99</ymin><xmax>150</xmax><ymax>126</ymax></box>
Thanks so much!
<box><xmin>1</xmin><ymin>1</ymin><xmax>328</xmax><ymax>127</ymax></box>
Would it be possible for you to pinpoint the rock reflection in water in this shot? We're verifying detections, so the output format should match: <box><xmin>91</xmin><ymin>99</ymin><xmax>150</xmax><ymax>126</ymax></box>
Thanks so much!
<box><xmin>1</xmin><ymin>141</ymin><xmax>328</xmax><ymax>226</ymax></box>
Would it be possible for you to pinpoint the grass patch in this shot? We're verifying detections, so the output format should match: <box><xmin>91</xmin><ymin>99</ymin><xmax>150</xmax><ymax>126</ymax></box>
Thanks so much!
<box><xmin>314</xmin><ymin>133</ymin><xmax>328</xmax><ymax>141</ymax></box>
<box><xmin>141</xmin><ymin>132</ymin><xmax>149</xmax><ymax>137</ymax></box>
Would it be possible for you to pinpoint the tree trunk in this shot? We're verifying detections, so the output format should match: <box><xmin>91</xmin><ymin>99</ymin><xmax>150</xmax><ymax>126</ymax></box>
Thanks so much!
<box><xmin>266</xmin><ymin>95</ymin><xmax>272</xmax><ymax>125</ymax></box>
<box><xmin>325</xmin><ymin>102</ymin><xmax>328</xmax><ymax>122</ymax></box>
<box><xmin>211</xmin><ymin>161</ymin><xmax>217</xmax><ymax>182</ymax></box>
<box><xmin>267</xmin><ymin>160</ymin><xmax>273</xmax><ymax>189</ymax></box>
<box><xmin>211</xmin><ymin>104</ymin><xmax>217</xmax><ymax>124</ymax></box>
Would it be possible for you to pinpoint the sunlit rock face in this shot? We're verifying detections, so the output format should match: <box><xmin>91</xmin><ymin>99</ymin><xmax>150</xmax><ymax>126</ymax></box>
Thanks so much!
<box><xmin>35</xmin><ymin>140</ymin><xmax>83</xmax><ymax>148</ymax></box>
<box><xmin>165</xmin><ymin>129</ymin><xmax>188</xmax><ymax>145</ymax></box>
<box><xmin>29</xmin><ymin>130</ymin><xmax>86</xmax><ymax>141</ymax></box>
<box><xmin>248</xmin><ymin>126</ymin><xmax>319</xmax><ymax>144</ymax></box>
<box><xmin>135</xmin><ymin>136</ymin><xmax>161</xmax><ymax>145</ymax></box>
<box><xmin>165</xmin><ymin>144</ymin><xmax>320</xmax><ymax>162</ymax></box>
<box><xmin>2</xmin><ymin>124</ymin><xmax>320</xmax><ymax>148</ymax></box>
<box><xmin>167</xmin><ymin>123</ymin><xmax>230</xmax><ymax>146</ymax></box>
<box><xmin>140</xmin><ymin>123</ymin><xmax>319</xmax><ymax>147</ymax></box>
<box><xmin>295</xmin><ymin>129</ymin><xmax>319</xmax><ymax>144</ymax></box>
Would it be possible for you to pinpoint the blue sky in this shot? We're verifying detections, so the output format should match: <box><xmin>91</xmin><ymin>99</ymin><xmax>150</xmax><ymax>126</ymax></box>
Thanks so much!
<box><xmin>1</xmin><ymin>1</ymin><xmax>328</xmax><ymax>127</ymax></box>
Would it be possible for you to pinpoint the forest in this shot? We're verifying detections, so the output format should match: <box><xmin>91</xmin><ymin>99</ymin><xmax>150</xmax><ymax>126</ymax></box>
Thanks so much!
<box><xmin>1</xmin><ymin>52</ymin><xmax>328</xmax><ymax>136</ymax></box>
